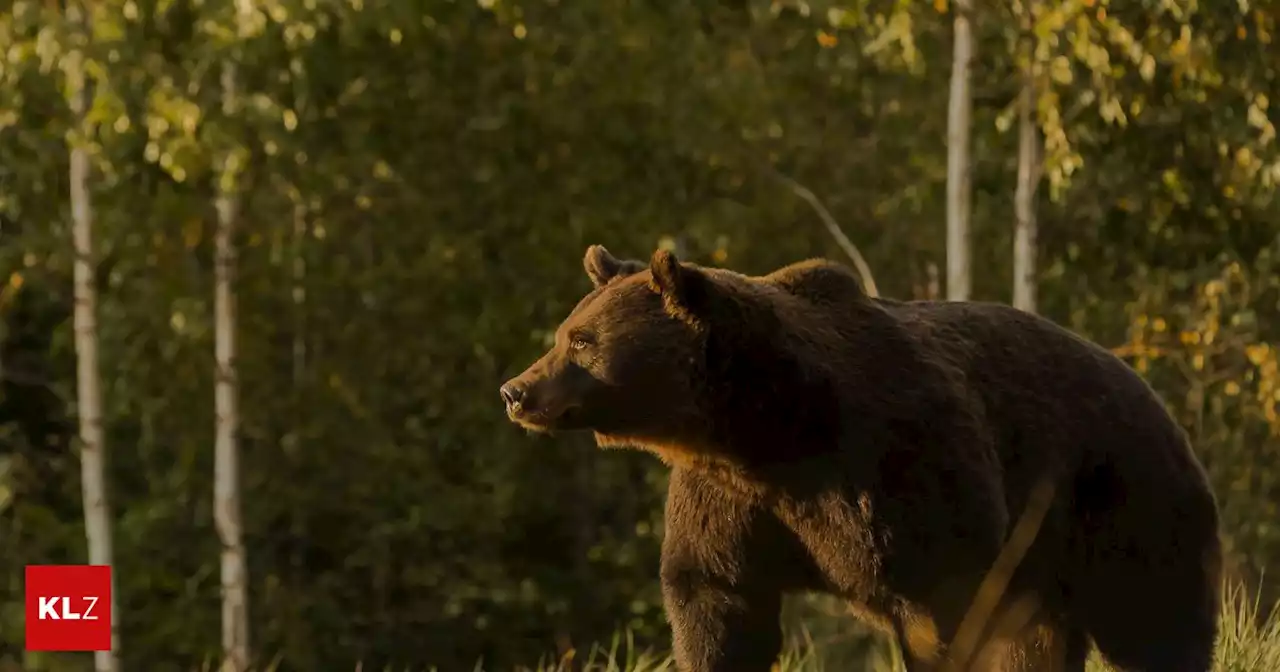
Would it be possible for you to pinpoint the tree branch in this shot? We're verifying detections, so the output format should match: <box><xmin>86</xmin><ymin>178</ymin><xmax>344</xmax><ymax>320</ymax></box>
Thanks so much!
<box><xmin>943</xmin><ymin>476</ymin><xmax>1056</xmax><ymax>672</ymax></box>
<box><xmin>761</xmin><ymin>166</ymin><xmax>881</xmax><ymax>299</ymax></box>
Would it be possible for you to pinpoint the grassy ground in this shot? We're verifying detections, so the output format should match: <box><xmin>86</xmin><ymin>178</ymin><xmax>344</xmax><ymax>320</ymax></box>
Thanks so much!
<box><xmin>517</xmin><ymin>583</ymin><xmax>1280</xmax><ymax>672</ymax></box>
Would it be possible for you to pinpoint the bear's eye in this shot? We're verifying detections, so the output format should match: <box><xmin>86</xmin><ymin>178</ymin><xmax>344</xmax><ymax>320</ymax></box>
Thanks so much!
<box><xmin>569</xmin><ymin>334</ymin><xmax>593</xmax><ymax>351</ymax></box>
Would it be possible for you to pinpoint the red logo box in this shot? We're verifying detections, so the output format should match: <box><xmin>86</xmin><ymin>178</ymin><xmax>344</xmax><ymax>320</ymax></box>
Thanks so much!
<box><xmin>25</xmin><ymin>565</ymin><xmax>112</xmax><ymax>652</ymax></box>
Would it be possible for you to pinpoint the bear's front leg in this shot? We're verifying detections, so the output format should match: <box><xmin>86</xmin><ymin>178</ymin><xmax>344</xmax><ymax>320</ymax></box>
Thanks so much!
<box><xmin>660</xmin><ymin>469</ymin><xmax>797</xmax><ymax>672</ymax></box>
<box><xmin>660</xmin><ymin>559</ymin><xmax>782</xmax><ymax>672</ymax></box>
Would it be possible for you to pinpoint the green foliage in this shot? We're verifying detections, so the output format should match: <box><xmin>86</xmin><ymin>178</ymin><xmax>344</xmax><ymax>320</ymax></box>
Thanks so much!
<box><xmin>2</xmin><ymin>0</ymin><xmax>1280</xmax><ymax>669</ymax></box>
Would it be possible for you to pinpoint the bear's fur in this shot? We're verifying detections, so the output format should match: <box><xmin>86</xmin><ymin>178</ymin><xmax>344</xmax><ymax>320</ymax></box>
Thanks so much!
<box><xmin>500</xmin><ymin>245</ymin><xmax>1223</xmax><ymax>672</ymax></box>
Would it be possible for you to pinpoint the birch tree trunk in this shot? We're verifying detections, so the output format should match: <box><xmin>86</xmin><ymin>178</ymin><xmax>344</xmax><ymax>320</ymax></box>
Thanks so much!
<box><xmin>214</xmin><ymin>56</ymin><xmax>250</xmax><ymax>672</ymax></box>
<box><xmin>946</xmin><ymin>0</ymin><xmax>975</xmax><ymax>301</ymax></box>
<box><xmin>66</xmin><ymin>3</ymin><xmax>119</xmax><ymax>670</ymax></box>
<box><xmin>1013</xmin><ymin>4</ymin><xmax>1040</xmax><ymax>314</ymax></box>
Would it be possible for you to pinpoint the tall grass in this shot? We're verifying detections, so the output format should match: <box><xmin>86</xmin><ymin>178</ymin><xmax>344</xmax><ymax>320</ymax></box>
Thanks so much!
<box><xmin>164</xmin><ymin>581</ymin><xmax>1276</xmax><ymax>671</ymax></box>
<box><xmin>1083</xmin><ymin>581</ymin><xmax>1280</xmax><ymax>672</ymax></box>
<box><xmin>517</xmin><ymin>581</ymin><xmax>1280</xmax><ymax>672</ymax></box>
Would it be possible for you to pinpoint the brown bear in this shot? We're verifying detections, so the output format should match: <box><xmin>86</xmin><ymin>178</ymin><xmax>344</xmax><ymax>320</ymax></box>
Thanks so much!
<box><xmin>500</xmin><ymin>245</ymin><xmax>1223</xmax><ymax>672</ymax></box>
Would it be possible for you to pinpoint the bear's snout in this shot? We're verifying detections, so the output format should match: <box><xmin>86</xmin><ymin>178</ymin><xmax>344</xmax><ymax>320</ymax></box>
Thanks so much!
<box><xmin>499</xmin><ymin>381</ymin><xmax>526</xmax><ymax>413</ymax></box>
<box><xmin>499</xmin><ymin>367</ymin><xmax>591</xmax><ymax>433</ymax></box>
<box><xmin>499</xmin><ymin>376</ymin><xmax>556</xmax><ymax>426</ymax></box>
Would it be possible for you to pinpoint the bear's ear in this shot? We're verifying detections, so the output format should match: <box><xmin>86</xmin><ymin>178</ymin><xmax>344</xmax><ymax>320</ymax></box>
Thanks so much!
<box><xmin>584</xmin><ymin>244</ymin><xmax>645</xmax><ymax>288</ymax></box>
<box><xmin>648</xmin><ymin>249</ymin><xmax>707</xmax><ymax>318</ymax></box>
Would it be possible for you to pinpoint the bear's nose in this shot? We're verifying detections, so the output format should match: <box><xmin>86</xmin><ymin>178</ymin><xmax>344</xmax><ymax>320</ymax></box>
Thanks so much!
<box><xmin>499</xmin><ymin>382</ymin><xmax>526</xmax><ymax>411</ymax></box>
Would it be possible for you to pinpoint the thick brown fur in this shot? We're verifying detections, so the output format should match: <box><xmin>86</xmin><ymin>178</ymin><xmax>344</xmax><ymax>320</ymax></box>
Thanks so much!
<box><xmin>501</xmin><ymin>245</ymin><xmax>1223</xmax><ymax>672</ymax></box>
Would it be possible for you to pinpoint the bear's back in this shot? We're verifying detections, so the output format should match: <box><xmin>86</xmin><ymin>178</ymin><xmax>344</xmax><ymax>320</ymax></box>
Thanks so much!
<box><xmin>881</xmin><ymin>298</ymin><xmax>1156</xmax><ymax>420</ymax></box>
<box><xmin>882</xmin><ymin>299</ymin><xmax>1206</xmax><ymax>497</ymax></box>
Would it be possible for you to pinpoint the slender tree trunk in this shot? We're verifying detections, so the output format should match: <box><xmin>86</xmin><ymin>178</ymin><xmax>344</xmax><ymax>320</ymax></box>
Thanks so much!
<box><xmin>214</xmin><ymin>58</ymin><xmax>250</xmax><ymax>672</ymax></box>
<box><xmin>1013</xmin><ymin>4</ymin><xmax>1040</xmax><ymax>314</ymax></box>
<box><xmin>946</xmin><ymin>0</ymin><xmax>975</xmax><ymax>301</ymax></box>
<box><xmin>66</xmin><ymin>3</ymin><xmax>119</xmax><ymax>670</ymax></box>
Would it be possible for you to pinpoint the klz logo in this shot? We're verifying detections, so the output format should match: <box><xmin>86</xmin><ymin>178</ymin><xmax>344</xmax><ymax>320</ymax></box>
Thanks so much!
<box><xmin>38</xmin><ymin>596</ymin><xmax>101</xmax><ymax>620</ymax></box>
<box><xmin>25</xmin><ymin>565</ymin><xmax>112</xmax><ymax>651</ymax></box>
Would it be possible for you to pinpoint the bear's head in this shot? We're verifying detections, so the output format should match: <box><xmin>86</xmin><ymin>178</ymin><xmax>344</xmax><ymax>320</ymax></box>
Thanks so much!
<box><xmin>500</xmin><ymin>244</ymin><xmax>839</xmax><ymax>467</ymax></box>
<box><xmin>499</xmin><ymin>245</ymin><xmax>712</xmax><ymax>450</ymax></box>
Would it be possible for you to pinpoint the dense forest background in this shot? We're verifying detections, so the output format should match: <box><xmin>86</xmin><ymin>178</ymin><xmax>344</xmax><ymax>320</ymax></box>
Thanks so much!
<box><xmin>3</xmin><ymin>0</ymin><xmax>1280</xmax><ymax>669</ymax></box>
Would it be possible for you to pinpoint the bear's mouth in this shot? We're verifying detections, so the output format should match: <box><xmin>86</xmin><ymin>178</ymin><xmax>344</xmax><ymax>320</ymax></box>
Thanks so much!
<box><xmin>509</xmin><ymin>404</ymin><xmax>586</xmax><ymax>434</ymax></box>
